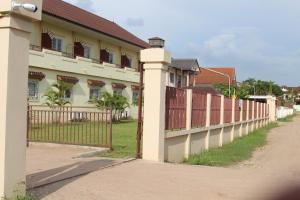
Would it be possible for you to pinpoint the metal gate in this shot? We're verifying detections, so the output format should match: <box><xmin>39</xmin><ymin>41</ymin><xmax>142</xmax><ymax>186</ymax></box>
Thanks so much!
<box><xmin>27</xmin><ymin>105</ymin><xmax>112</xmax><ymax>149</ymax></box>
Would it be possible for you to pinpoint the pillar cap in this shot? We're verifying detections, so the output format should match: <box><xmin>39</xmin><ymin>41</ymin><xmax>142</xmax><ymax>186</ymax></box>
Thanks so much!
<box><xmin>140</xmin><ymin>48</ymin><xmax>171</xmax><ymax>65</ymax></box>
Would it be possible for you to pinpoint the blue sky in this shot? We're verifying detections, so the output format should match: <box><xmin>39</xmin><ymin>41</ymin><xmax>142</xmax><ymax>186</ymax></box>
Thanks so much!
<box><xmin>64</xmin><ymin>0</ymin><xmax>300</xmax><ymax>86</ymax></box>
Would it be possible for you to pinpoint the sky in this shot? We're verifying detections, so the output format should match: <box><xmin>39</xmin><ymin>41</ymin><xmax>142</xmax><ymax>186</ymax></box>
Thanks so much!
<box><xmin>64</xmin><ymin>0</ymin><xmax>300</xmax><ymax>86</ymax></box>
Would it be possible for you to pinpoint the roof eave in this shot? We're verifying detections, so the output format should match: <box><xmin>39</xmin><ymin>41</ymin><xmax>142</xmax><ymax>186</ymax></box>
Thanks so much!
<box><xmin>42</xmin><ymin>11</ymin><xmax>149</xmax><ymax>49</ymax></box>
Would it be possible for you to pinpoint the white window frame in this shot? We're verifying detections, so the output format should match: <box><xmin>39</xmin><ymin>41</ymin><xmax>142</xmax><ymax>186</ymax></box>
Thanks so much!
<box><xmin>89</xmin><ymin>86</ymin><xmax>101</xmax><ymax>100</ymax></box>
<box><xmin>113</xmin><ymin>89</ymin><xmax>123</xmax><ymax>96</ymax></box>
<box><xmin>170</xmin><ymin>72</ymin><xmax>175</xmax><ymax>84</ymax></box>
<box><xmin>28</xmin><ymin>79</ymin><xmax>39</xmax><ymax>101</ymax></box>
<box><xmin>108</xmin><ymin>51</ymin><xmax>114</xmax><ymax>64</ymax></box>
<box><xmin>132</xmin><ymin>90</ymin><xmax>139</xmax><ymax>100</ymax></box>
<box><xmin>64</xmin><ymin>88</ymin><xmax>72</xmax><ymax>101</ymax></box>
<box><xmin>83</xmin><ymin>45</ymin><xmax>91</xmax><ymax>58</ymax></box>
<box><xmin>52</xmin><ymin>37</ymin><xmax>63</xmax><ymax>52</ymax></box>
<box><xmin>126</xmin><ymin>55</ymin><xmax>132</xmax><ymax>68</ymax></box>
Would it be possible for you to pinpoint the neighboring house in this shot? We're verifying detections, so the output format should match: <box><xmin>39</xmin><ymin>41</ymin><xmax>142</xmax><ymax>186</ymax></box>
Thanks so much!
<box><xmin>194</xmin><ymin>67</ymin><xmax>236</xmax><ymax>86</ymax></box>
<box><xmin>282</xmin><ymin>86</ymin><xmax>300</xmax><ymax>105</ymax></box>
<box><xmin>167</xmin><ymin>59</ymin><xmax>199</xmax><ymax>88</ymax></box>
<box><xmin>28</xmin><ymin>0</ymin><xmax>150</xmax><ymax>118</ymax></box>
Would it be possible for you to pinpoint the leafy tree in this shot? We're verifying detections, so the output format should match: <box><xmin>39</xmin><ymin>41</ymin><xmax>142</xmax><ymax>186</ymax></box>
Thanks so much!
<box><xmin>90</xmin><ymin>92</ymin><xmax>130</xmax><ymax>121</ymax></box>
<box><xmin>215</xmin><ymin>78</ymin><xmax>283</xmax><ymax>99</ymax></box>
<box><xmin>43</xmin><ymin>80</ymin><xmax>72</xmax><ymax>108</ymax></box>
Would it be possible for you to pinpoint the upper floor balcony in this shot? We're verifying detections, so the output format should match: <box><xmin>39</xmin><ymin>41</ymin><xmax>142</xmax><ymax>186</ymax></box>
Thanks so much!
<box><xmin>29</xmin><ymin>44</ymin><xmax>141</xmax><ymax>84</ymax></box>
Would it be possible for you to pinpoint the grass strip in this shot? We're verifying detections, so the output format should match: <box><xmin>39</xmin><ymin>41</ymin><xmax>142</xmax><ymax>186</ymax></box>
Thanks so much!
<box><xmin>184</xmin><ymin>123</ymin><xmax>278</xmax><ymax>166</ymax></box>
<box><xmin>278</xmin><ymin>113</ymin><xmax>297</xmax><ymax>122</ymax></box>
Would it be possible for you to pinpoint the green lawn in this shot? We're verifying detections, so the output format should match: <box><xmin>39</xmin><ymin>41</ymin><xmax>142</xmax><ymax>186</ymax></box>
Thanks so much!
<box><xmin>184</xmin><ymin>123</ymin><xmax>278</xmax><ymax>166</ymax></box>
<box><xmin>97</xmin><ymin>120</ymin><xmax>137</xmax><ymax>158</ymax></box>
<box><xmin>29</xmin><ymin>120</ymin><xmax>138</xmax><ymax>158</ymax></box>
<box><xmin>29</xmin><ymin>121</ymin><xmax>111</xmax><ymax>147</ymax></box>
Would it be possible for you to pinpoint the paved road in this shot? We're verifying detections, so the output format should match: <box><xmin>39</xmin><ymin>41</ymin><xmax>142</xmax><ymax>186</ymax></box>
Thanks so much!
<box><xmin>30</xmin><ymin>116</ymin><xmax>300</xmax><ymax>200</ymax></box>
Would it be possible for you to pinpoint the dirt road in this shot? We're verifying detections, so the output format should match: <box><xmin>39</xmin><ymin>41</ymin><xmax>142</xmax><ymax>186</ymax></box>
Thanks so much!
<box><xmin>30</xmin><ymin>116</ymin><xmax>300</xmax><ymax>200</ymax></box>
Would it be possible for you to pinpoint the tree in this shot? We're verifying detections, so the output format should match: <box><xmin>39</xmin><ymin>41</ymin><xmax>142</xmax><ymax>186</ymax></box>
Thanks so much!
<box><xmin>43</xmin><ymin>80</ymin><xmax>72</xmax><ymax>108</ymax></box>
<box><xmin>215</xmin><ymin>78</ymin><xmax>283</xmax><ymax>99</ymax></box>
<box><xmin>90</xmin><ymin>92</ymin><xmax>130</xmax><ymax>121</ymax></box>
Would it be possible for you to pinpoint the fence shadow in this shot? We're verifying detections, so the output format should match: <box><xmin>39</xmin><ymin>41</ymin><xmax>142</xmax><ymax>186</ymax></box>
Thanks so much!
<box><xmin>27</xmin><ymin>159</ymin><xmax>116</xmax><ymax>199</ymax></box>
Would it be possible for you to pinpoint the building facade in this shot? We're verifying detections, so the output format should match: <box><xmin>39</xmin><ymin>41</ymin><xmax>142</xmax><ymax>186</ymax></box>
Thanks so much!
<box><xmin>28</xmin><ymin>0</ymin><xmax>149</xmax><ymax>118</ymax></box>
<box><xmin>166</xmin><ymin>59</ymin><xmax>199</xmax><ymax>88</ymax></box>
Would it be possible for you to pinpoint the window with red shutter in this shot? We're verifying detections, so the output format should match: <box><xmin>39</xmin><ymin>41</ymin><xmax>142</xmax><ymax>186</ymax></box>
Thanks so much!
<box><xmin>121</xmin><ymin>55</ymin><xmax>126</xmax><ymax>68</ymax></box>
<box><xmin>100</xmin><ymin>49</ymin><xmax>109</xmax><ymax>63</ymax></box>
<box><xmin>121</xmin><ymin>55</ymin><xmax>130</xmax><ymax>68</ymax></box>
<box><xmin>41</xmin><ymin>33</ymin><xmax>52</xmax><ymax>49</ymax></box>
<box><xmin>74</xmin><ymin>42</ymin><xmax>84</xmax><ymax>57</ymax></box>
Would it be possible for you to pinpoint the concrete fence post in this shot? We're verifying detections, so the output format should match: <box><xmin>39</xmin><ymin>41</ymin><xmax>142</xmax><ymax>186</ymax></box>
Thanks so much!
<box><xmin>185</xmin><ymin>89</ymin><xmax>193</xmax><ymax>158</ymax></box>
<box><xmin>0</xmin><ymin>1</ymin><xmax>42</xmax><ymax>197</ymax></box>
<box><xmin>267</xmin><ymin>96</ymin><xmax>276</xmax><ymax>122</ymax></box>
<box><xmin>231</xmin><ymin>97</ymin><xmax>236</xmax><ymax>141</ymax></box>
<box><xmin>205</xmin><ymin>94</ymin><xmax>212</xmax><ymax>150</ymax></box>
<box><xmin>246</xmin><ymin>100</ymin><xmax>250</xmax><ymax>134</ymax></box>
<box><xmin>140</xmin><ymin>48</ymin><xmax>171</xmax><ymax>162</ymax></box>
<box><xmin>219</xmin><ymin>95</ymin><xmax>224</xmax><ymax>147</ymax></box>
<box><xmin>252</xmin><ymin>101</ymin><xmax>255</xmax><ymax>131</ymax></box>
<box><xmin>239</xmin><ymin>100</ymin><xmax>243</xmax><ymax>137</ymax></box>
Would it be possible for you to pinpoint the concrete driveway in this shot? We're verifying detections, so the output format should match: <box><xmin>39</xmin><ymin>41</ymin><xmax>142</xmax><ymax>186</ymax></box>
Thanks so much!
<box><xmin>28</xmin><ymin>116</ymin><xmax>300</xmax><ymax>200</ymax></box>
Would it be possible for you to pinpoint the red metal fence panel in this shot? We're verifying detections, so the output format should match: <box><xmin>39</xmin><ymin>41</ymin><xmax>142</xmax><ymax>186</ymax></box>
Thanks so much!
<box><xmin>235</xmin><ymin>99</ymin><xmax>241</xmax><ymax>122</ymax></box>
<box><xmin>210</xmin><ymin>95</ymin><xmax>221</xmax><ymax>125</ymax></box>
<box><xmin>224</xmin><ymin>98</ymin><xmax>232</xmax><ymax>124</ymax></box>
<box><xmin>242</xmin><ymin>100</ymin><xmax>247</xmax><ymax>121</ymax></box>
<box><xmin>249</xmin><ymin>101</ymin><xmax>253</xmax><ymax>120</ymax></box>
<box><xmin>258</xmin><ymin>103</ymin><xmax>261</xmax><ymax>118</ymax></box>
<box><xmin>165</xmin><ymin>87</ymin><xmax>187</xmax><ymax>130</ymax></box>
<box><xmin>191</xmin><ymin>90</ymin><xmax>207</xmax><ymax>127</ymax></box>
<box><xmin>254</xmin><ymin>102</ymin><xmax>257</xmax><ymax>119</ymax></box>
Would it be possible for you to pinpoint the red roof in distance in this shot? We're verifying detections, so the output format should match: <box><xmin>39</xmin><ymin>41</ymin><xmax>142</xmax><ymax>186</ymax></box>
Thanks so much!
<box><xmin>42</xmin><ymin>0</ymin><xmax>150</xmax><ymax>49</ymax></box>
<box><xmin>195</xmin><ymin>67</ymin><xmax>236</xmax><ymax>85</ymax></box>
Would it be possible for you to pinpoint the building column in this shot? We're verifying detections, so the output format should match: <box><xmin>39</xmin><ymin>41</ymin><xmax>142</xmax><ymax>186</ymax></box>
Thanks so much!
<box><xmin>0</xmin><ymin>8</ymin><xmax>41</xmax><ymax>197</ymax></box>
<box><xmin>141</xmin><ymin>48</ymin><xmax>171</xmax><ymax>162</ymax></box>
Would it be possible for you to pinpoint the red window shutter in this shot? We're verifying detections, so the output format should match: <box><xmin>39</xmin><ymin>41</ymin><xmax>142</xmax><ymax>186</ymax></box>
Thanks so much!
<box><xmin>125</xmin><ymin>56</ymin><xmax>130</xmax><ymax>67</ymax></box>
<box><xmin>41</xmin><ymin>33</ymin><xmax>52</xmax><ymax>49</ymax></box>
<box><xmin>121</xmin><ymin>55</ymin><xmax>126</xmax><ymax>68</ymax></box>
<box><xmin>100</xmin><ymin>49</ymin><xmax>109</xmax><ymax>63</ymax></box>
<box><xmin>121</xmin><ymin>55</ymin><xmax>130</xmax><ymax>68</ymax></box>
<box><xmin>74</xmin><ymin>42</ymin><xmax>84</xmax><ymax>57</ymax></box>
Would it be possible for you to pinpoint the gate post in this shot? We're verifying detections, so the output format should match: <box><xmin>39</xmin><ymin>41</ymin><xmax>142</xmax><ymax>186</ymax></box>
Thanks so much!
<box><xmin>0</xmin><ymin>1</ymin><xmax>42</xmax><ymax>198</ymax></box>
<box><xmin>140</xmin><ymin>48</ymin><xmax>171</xmax><ymax>162</ymax></box>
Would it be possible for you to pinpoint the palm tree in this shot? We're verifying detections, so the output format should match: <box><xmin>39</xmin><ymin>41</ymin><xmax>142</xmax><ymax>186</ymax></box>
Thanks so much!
<box><xmin>90</xmin><ymin>92</ymin><xmax>129</xmax><ymax>121</ymax></box>
<box><xmin>44</xmin><ymin>80</ymin><xmax>72</xmax><ymax>108</ymax></box>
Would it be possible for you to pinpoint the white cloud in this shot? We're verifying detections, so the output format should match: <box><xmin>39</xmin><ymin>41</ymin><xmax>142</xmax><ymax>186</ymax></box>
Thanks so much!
<box><xmin>126</xmin><ymin>18</ymin><xmax>144</xmax><ymax>27</ymax></box>
<box><xmin>62</xmin><ymin>0</ymin><xmax>300</xmax><ymax>85</ymax></box>
<box><xmin>186</xmin><ymin>27</ymin><xmax>300</xmax><ymax>85</ymax></box>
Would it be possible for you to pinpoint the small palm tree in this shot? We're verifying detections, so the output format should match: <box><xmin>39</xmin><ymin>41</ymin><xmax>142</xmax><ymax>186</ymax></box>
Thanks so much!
<box><xmin>44</xmin><ymin>80</ymin><xmax>72</xmax><ymax>108</ymax></box>
<box><xmin>90</xmin><ymin>92</ymin><xmax>129</xmax><ymax>121</ymax></box>
<box><xmin>44</xmin><ymin>81</ymin><xmax>72</xmax><ymax>124</ymax></box>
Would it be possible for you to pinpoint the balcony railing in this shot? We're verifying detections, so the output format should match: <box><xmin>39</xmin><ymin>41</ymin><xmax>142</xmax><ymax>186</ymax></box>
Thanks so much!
<box><xmin>30</xmin><ymin>45</ymin><xmax>136</xmax><ymax>71</ymax></box>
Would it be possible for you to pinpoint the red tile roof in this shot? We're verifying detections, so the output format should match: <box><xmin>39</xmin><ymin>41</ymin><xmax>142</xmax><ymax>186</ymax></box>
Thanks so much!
<box><xmin>42</xmin><ymin>0</ymin><xmax>150</xmax><ymax>49</ymax></box>
<box><xmin>195</xmin><ymin>67</ymin><xmax>236</xmax><ymax>85</ymax></box>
